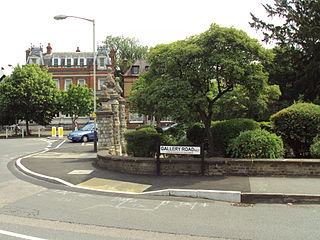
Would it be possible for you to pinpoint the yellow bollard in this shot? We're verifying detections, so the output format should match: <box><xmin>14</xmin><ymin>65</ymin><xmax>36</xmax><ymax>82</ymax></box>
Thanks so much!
<box><xmin>58</xmin><ymin>127</ymin><xmax>64</xmax><ymax>138</ymax></box>
<box><xmin>52</xmin><ymin>127</ymin><xmax>57</xmax><ymax>137</ymax></box>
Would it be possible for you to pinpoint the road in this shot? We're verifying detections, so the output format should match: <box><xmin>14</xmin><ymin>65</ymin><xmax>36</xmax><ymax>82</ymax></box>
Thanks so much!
<box><xmin>0</xmin><ymin>138</ymin><xmax>319</xmax><ymax>240</ymax></box>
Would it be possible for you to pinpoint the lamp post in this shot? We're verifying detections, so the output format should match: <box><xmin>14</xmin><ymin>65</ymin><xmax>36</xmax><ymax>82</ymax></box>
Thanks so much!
<box><xmin>54</xmin><ymin>15</ymin><xmax>97</xmax><ymax>152</ymax></box>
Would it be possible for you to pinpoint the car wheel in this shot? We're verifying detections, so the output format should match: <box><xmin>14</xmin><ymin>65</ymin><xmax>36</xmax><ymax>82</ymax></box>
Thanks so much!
<box><xmin>82</xmin><ymin>135</ymin><xmax>89</xmax><ymax>142</ymax></box>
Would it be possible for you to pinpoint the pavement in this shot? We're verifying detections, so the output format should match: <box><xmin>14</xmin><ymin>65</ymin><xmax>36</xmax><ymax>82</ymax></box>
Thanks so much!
<box><xmin>15</xmin><ymin>138</ymin><xmax>320</xmax><ymax>204</ymax></box>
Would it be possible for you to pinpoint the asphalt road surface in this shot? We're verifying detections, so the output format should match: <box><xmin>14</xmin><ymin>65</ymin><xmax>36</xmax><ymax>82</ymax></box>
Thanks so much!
<box><xmin>0</xmin><ymin>138</ymin><xmax>319</xmax><ymax>240</ymax></box>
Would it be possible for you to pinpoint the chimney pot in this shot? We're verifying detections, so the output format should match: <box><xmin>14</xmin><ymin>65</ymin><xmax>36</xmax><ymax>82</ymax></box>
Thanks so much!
<box><xmin>76</xmin><ymin>47</ymin><xmax>80</xmax><ymax>52</ymax></box>
<box><xmin>46</xmin><ymin>43</ymin><xmax>52</xmax><ymax>54</ymax></box>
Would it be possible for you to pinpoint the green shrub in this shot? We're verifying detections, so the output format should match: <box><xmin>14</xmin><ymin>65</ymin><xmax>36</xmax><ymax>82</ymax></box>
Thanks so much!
<box><xmin>186</xmin><ymin>122</ymin><xmax>205</xmax><ymax>144</ymax></box>
<box><xmin>176</xmin><ymin>137</ymin><xmax>194</xmax><ymax>146</ymax></box>
<box><xmin>211</xmin><ymin>118</ymin><xmax>260</xmax><ymax>155</ymax></box>
<box><xmin>310</xmin><ymin>136</ymin><xmax>320</xmax><ymax>158</ymax></box>
<box><xmin>124</xmin><ymin>128</ymin><xmax>161</xmax><ymax>157</ymax></box>
<box><xmin>160</xmin><ymin>134</ymin><xmax>177</xmax><ymax>145</ymax></box>
<box><xmin>227</xmin><ymin>129</ymin><xmax>284</xmax><ymax>158</ymax></box>
<box><xmin>270</xmin><ymin>103</ymin><xmax>320</xmax><ymax>157</ymax></box>
<box><xmin>259</xmin><ymin>121</ymin><xmax>272</xmax><ymax>131</ymax></box>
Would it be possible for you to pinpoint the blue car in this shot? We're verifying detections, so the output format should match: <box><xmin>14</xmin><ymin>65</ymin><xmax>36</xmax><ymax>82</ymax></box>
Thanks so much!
<box><xmin>67</xmin><ymin>123</ymin><xmax>97</xmax><ymax>142</ymax></box>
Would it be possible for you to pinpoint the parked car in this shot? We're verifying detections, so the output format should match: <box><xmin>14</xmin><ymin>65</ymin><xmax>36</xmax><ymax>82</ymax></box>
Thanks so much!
<box><xmin>67</xmin><ymin>123</ymin><xmax>97</xmax><ymax>142</ymax></box>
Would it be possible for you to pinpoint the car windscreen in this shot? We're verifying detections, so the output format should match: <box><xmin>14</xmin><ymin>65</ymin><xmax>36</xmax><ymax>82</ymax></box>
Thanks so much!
<box><xmin>82</xmin><ymin>124</ymin><xmax>94</xmax><ymax>131</ymax></box>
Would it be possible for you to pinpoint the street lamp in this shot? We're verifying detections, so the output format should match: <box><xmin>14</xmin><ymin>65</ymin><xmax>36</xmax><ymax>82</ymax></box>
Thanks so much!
<box><xmin>54</xmin><ymin>14</ymin><xmax>97</xmax><ymax>152</ymax></box>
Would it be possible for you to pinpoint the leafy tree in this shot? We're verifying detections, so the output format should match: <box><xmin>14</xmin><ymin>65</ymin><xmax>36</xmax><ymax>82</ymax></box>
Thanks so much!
<box><xmin>250</xmin><ymin>0</ymin><xmax>320</xmax><ymax>102</ymax></box>
<box><xmin>129</xmin><ymin>24</ymin><xmax>273</xmax><ymax>155</ymax></box>
<box><xmin>213</xmin><ymin>84</ymin><xmax>281</xmax><ymax>121</ymax></box>
<box><xmin>0</xmin><ymin>64</ymin><xmax>60</xmax><ymax>135</ymax></box>
<box><xmin>104</xmin><ymin>35</ymin><xmax>148</xmax><ymax>80</ymax></box>
<box><xmin>60</xmin><ymin>83</ymin><xmax>93</xmax><ymax>129</ymax></box>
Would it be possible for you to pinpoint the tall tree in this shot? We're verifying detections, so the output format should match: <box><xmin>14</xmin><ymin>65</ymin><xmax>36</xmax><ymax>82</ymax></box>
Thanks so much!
<box><xmin>129</xmin><ymin>24</ymin><xmax>273</xmax><ymax>155</ymax></box>
<box><xmin>60</xmin><ymin>83</ymin><xmax>93</xmax><ymax>129</ymax></box>
<box><xmin>250</xmin><ymin>0</ymin><xmax>320</xmax><ymax>102</ymax></box>
<box><xmin>0</xmin><ymin>64</ymin><xmax>60</xmax><ymax>135</ymax></box>
<box><xmin>104</xmin><ymin>35</ymin><xmax>148</xmax><ymax>79</ymax></box>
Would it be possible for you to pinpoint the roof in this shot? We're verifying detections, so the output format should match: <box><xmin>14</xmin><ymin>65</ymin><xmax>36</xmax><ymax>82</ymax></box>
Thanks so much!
<box><xmin>51</xmin><ymin>52</ymin><xmax>95</xmax><ymax>58</ymax></box>
<box><xmin>124</xmin><ymin>59</ymin><xmax>149</xmax><ymax>77</ymax></box>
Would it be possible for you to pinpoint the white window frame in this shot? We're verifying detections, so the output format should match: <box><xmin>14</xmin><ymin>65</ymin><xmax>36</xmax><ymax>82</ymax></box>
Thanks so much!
<box><xmin>98</xmin><ymin>57</ymin><xmax>106</xmax><ymax>69</ymax></box>
<box><xmin>77</xmin><ymin>79</ymin><xmax>86</xmax><ymax>86</ymax></box>
<box><xmin>65</xmin><ymin>79</ymin><xmax>72</xmax><ymax>90</ymax></box>
<box><xmin>66</xmin><ymin>58</ymin><xmax>72</xmax><ymax>67</ymax></box>
<box><xmin>79</xmin><ymin>58</ymin><xmax>85</xmax><ymax>67</ymax></box>
<box><xmin>53</xmin><ymin>79</ymin><xmax>60</xmax><ymax>90</ymax></box>
<box><xmin>53</xmin><ymin>58</ymin><xmax>59</xmax><ymax>67</ymax></box>
<box><xmin>98</xmin><ymin>78</ymin><xmax>107</xmax><ymax>90</ymax></box>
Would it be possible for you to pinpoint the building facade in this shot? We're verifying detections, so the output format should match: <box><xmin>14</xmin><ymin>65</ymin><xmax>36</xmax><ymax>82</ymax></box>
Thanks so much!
<box><xmin>26</xmin><ymin>43</ymin><xmax>113</xmax><ymax>127</ymax></box>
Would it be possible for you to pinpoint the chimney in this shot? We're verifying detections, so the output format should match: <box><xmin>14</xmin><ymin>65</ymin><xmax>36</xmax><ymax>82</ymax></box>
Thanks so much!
<box><xmin>76</xmin><ymin>47</ymin><xmax>80</xmax><ymax>52</ymax></box>
<box><xmin>46</xmin><ymin>43</ymin><xmax>52</xmax><ymax>54</ymax></box>
<box><xmin>26</xmin><ymin>48</ymin><xmax>31</xmax><ymax>61</ymax></box>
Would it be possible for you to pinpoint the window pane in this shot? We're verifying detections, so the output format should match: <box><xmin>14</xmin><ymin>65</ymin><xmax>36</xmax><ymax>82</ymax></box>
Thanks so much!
<box><xmin>53</xmin><ymin>79</ymin><xmax>59</xmax><ymax>89</ymax></box>
<box><xmin>99</xmin><ymin>58</ymin><xmax>105</xmax><ymax>67</ymax></box>
<box><xmin>54</xmin><ymin>59</ymin><xmax>58</xmax><ymax>67</ymax></box>
<box><xmin>74</xmin><ymin>58</ymin><xmax>78</xmax><ymax>66</ymax></box>
<box><xmin>80</xmin><ymin>59</ymin><xmax>84</xmax><ymax>67</ymax></box>
<box><xmin>65</xmin><ymin>79</ymin><xmax>72</xmax><ymax>90</ymax></box>
<box><xmin>67</xmin><ymin>59</ymin><xmax>71</xmax><ymax>67</ymax></box>
<box><xmin>98</xmin><ymin>79</ymin><xmax>106</xmax><ymax>90</ymax></box>
<box><xmin>78</xmin><ymin>79</ymin><xmax>85</xmax><ymax>86</ymax></box>
<box><xmin>61</xmin><ymin>59</ymin><xmax>65</xmax><ymax>66</ymax></box>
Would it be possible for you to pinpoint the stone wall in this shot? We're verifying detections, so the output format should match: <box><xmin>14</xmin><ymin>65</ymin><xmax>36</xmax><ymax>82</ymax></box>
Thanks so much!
<box><xmin>96</xmin><ymin>152</ymin><xmax>320</xmax><ymax>176</ymax></box>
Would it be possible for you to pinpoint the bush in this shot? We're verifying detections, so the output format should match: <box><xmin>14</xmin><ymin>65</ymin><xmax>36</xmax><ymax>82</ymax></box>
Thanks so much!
<box><xmin>259</xmin><ymin>121</ymin><xmax>272</xmax><ymax>131</ymax></box>
<box><xmin>186</xmin><ymin>122</ymin><xmax>205</xmax><ymax>144</ymax></box>
<box><xmin>124</xmin><ymin>128</ymin><xmax>161</xmax><ymax>157</ymax></box>
<box><xmin>211</xmin><ymin>118</ymin><xmax>260</xmax><ymax>155</ymax></box>
<box><xmin>270</xmin><ymin>103</ymin><xmax>320</xmax><ymax>157</ymax></box>
<box><xmin>227</xmin><ymin>129</ymin><xmax>284</xmax><ymax>158</ymax></box>
<box><xmin>310</xmin><ymin>136</ymin><xmax>320</xmax><ymax>158</ymax></box>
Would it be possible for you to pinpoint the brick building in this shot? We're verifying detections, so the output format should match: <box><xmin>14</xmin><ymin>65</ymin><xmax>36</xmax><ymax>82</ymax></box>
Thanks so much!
<box><xmin>123</xmin><ymin>59</ymin><xmax>173</xmax><ymax>128</ymax></box>
<box><xmin>25</xmin><ymin>43</ymin><xmax>113</xmax><ymax>127</ymax></box>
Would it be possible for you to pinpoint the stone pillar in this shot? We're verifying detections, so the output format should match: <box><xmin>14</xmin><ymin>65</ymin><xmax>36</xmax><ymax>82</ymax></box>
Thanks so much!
<box><xmin>119</xmin><ymin>98</ymin><xmax>127</xmax><ymax>155</ymax></box>
<box><xmin>111</xmin><ymin>102</ymin><xmax>121</xmax><ymax>156</ymax></box>
<box><xmin>96</xmin><ymin>67</ymin><xmax>127</xmax><ymax>156</ymax></box>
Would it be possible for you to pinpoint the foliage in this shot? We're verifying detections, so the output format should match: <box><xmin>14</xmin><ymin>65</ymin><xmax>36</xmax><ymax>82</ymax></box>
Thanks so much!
<box><xmin>211</xmin><ymin>118</ymin><xmax>261</xmax><ymax>155</ymax></box>
<box><xmin>259</xmin><ymin>121</ymin><xmax>272</xmax><ymax>131</ymax></box>
<box><xmin>129</xmin><ymin>24</ymin><xmax>272</xmax><ymax>155</ymax></box>
<box><xmin>60</xmin><ymin>83</ymin><xmax>93</xmax><ymax>129</ymax></box>
<box><xmin>104</xmin><ymin>35</ymin><xmax>148</xmax><ymax>82</ymax></box>
<box><xmin>0</xmin><ymin>64</ymin><xmax>60</xmax><ymax>135</ymax></box>
<box><xmin>310</xmin><ymin>135</ymin><xmax>320</xmax><ymax>158</ymax></box>
<box><xmin>213</xmin><ymin>85</ymin><xmax>281</xmax><ymax>121</ymax></box>
<box><xmin>124</xmin><ymin>127</ymin><xmax>161</xmax><ymax>157</ymax></box>
<box><xmin>186</xmin><ymin>122</ymin><xmax>206</xmax><ymax>145</ymax></box>
<box><xmin>270</xmin><ymin>103</ymin><xmax>320</xmax><ymax>157</ymax></box>
<box><xmin>251</xmin><ymin>0</ymin><xmax>320</xmax><ymax>102</ymax></box>
<box><xmin>227</xmin><ymin>129</ymin><xmax>284</xmax><ymax>158</ymax></box>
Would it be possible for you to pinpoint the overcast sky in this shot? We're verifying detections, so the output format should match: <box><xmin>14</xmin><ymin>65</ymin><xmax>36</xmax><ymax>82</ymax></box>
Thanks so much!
<box><xmin>0</xmin><ymin>0</ymin><xmax>274</xmax><ymax>73</ymax></box>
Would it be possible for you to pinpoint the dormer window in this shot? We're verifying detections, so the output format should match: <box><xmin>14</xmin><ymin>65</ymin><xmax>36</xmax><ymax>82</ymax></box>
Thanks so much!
<box><xmin>80</xmin><ymin>58</ymin><xmax>85</xmax><ymax>67</ymax></box>
<box><xmin>67</xmin><ymin>58</ymin><xmax>72</xmax><ymax>67</ymax></box>
<box><xmin>99</xmin><ymin>57</ymin><xmax>105</xmax><ymax>67</ymax></box>
<box><xmin>131</xmin><ymin>66</ymin><xmax>139</xmax><ymax>75</ymax></box>
<box><xmin>53</xmin><ymin>59</ymin><xmax>59</xmax><ymax>67</ymax></box>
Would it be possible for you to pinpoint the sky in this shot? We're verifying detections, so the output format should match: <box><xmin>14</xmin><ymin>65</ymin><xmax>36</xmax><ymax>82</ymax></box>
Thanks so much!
<box><xmin>0</xmin><ymin>0</ymin><xmax>275</xmax><ymax>75</ymax></box>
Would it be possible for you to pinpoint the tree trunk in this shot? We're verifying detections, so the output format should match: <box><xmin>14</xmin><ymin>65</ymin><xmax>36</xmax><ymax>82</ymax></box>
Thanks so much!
<box><xmin>204</xmin><ymin>119</ymin><xmax>215</xmax><ymax>156</ymax></box>
<box><xmin>25</xmin><ymin>120</ymin><xmax>30</xmax><ymax>136</ymax></box>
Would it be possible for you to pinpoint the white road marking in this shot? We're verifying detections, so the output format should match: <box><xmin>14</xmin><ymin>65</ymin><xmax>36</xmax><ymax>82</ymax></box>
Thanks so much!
<box><xmin>55</xmin><ymin>139</ymin><xmax>66</xmax><ymax>149</ymax></box>
<box><xmin>0</xmin><ymin>229</ymin><xmax>47</xmax><ymax>240</ymax></box>
<box><xmin>68</xmin><ymin>170</ymin><xmax>93</xmax><ymax>175</ymax></box>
